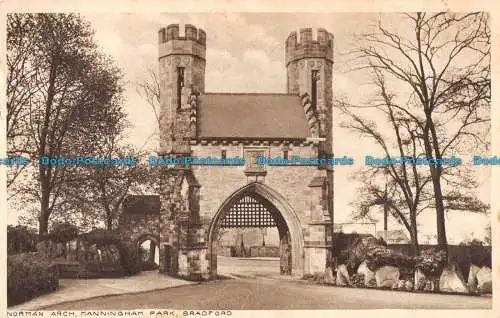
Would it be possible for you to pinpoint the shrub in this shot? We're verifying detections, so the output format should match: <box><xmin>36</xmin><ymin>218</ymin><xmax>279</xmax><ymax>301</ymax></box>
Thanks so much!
<box><xmin>118</xmin><ymin>241</ymin><xmax>141</xmax><ymax>275</ymax></box>
<box><xmin>48</xmin><ymin>223</ymin><xmax>79</xmax><ymax>243</ymax></box>
<box><xmin>351</xmin><ymin>273</ymin><xmax>365</xmax><ymax>288</ymax></box>
<box><xmin>7</xmin><ymin>253</ymin><xmax>59</xmax><ymax>306</ymax></box>
<box><xmin>414</xmin><ymin>249</ymin><xmax>446</xmax><ymax>277</ymax></box>
<box><xmin>79</xmin><ymin>229</ymin><xmax>141</xmax><ymax>276</ymax></box>
<box><xmin>365</xmin><ymin>246</ymin><xmax>415</xmax><ymax>272</ymax></box>
<box><xmin>7</xmin><ymin>225</ymin><xmax>38</xmax><ymax>254</ymax></box>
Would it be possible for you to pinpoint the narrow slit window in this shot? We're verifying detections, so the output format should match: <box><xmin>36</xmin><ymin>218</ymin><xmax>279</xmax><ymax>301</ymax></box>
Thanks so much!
<box><xmin>177</xmin><ymin>67</ymin><xmax>185</xmax><ymax>110</ymax></box>
<box><xmin>311</xmin><ymin>70</ymin><xmax>319</xmax><ymax>111</ymax></box>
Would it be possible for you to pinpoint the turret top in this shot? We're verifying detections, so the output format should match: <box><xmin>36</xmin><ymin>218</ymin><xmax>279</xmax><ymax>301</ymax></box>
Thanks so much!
<box><xmin>285</xmin><ymin>28</ymin><xmax>334</xmax><ymax>66</ymax></box>
<box><xmin>158</xmin><ymin>24</ymin><xmax>206</xmax><ymax>60</ymax></box>
<box><xmin>159</xmin><ymin>24</ymin><xmax>206</xmax><ymax>45</ymax></box>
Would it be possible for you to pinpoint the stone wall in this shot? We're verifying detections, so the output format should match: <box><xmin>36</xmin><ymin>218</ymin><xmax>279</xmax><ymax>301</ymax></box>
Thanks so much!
<box><xmin>118</xmin><ymin>195</ymin><xmax>161</xmax><ymax>245</ymax></box>
<box><xmin>190</xmin><ymin>143</ymin><xmax>333</xmax><ymax>276</ymax></box>
<box><xmin>250</xmin><ymin>246</ymin><xmax>280</xmax><ymax>257</ymax></box>
<box><xmin>191</xmin><ymin>143</ymin><xmax>322</xmax><ymax>231</ymax></box>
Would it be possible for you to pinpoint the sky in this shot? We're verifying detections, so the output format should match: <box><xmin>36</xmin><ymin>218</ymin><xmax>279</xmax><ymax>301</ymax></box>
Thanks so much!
<box><xmin>8</xmin><ymin>12</ymin><xmax>491</xmax><ymax>244</ymax></box>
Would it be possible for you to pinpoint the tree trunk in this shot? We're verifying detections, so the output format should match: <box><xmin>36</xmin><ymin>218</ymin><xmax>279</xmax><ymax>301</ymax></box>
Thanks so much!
<box><xmin>106</xmin><ymin>215</ymin><xmax>113</xmax><ymax>231</ymax></box>
<box><xmin>431</xmin><ymin>170</ymin><xmax>448</xmax><ymax>252</ymax></box>
<box><xmin>409</xmin><ymin>210</ymin><xmax>420</xmax><ymax>256</ymax></box>
<box><xmin>105</xmin><ymin>208</ymin><xmax>113</xmax><ymax>230</ymax></box>
<box><xmin>149</xmin><ymin>241</ymin><xmax>156</xmax><ymax>265</ymax></box>
<box><xmin>423</xmin><ymin>121</ymin><xmax>448</xmax><ymax>256</ymax></box>
<box><xmin>39</xmin><ymin>178</ymin><xmax>50</xmax><ymax>235</ymax></box>
<box><xmin>38</xmin><ymin>61</ymin><xmax>58</xmax><ymax>236</ymax></box>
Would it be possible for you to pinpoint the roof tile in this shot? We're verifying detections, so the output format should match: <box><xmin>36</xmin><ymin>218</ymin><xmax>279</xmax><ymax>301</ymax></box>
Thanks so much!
<box><xmin>197</xmin><ymin>93</ymin><xmax>310</xmax><ymax>139</ymax></box>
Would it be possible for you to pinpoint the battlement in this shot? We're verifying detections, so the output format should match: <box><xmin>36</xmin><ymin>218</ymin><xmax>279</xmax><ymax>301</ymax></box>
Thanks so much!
<box><xmin>285</xmin><ymin>28</ymin><xmax>334</xmax><ymax>66</ymax></box>
<box><xmin>158</xmin><ymin>24</ymin><xmax>206</xmax><ymax>60</ymax></box>
<box><xmin>159</xmin><ymin>24</ymin><xmax>206</xmax><ymax>45</ymax></box>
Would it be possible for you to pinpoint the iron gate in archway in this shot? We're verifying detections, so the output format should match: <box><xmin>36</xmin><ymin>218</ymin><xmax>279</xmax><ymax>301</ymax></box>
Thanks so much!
<box><xmin>218</xmin><ymin>194</ymin><xmax>292</xmax><ymax>275</ymax></box>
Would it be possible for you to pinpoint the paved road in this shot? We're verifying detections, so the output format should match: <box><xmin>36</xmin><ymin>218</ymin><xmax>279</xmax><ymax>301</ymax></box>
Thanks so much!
<box><xmin>45</xmin><ymin>276</ymin><xmax>491</xmax><ymax>310</ymax></box>
<box><xmin>217</xmin><ymin>256</ymin><xmax>280</xmax><ymax>277</ymax></box>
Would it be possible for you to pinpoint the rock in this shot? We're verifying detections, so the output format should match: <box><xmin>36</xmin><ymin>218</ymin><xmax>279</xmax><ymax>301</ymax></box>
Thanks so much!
<box><xmin>336</xmin><ymin>264</ymin><xmax>351</xmax><ymax>286</ymax></box>
<box><xmin>397</xmin><ymin>280</ymin><xmax>406</xmax><ymax>290</ymax></box>
<box><xmin>351</xmin><ymin>273</ymin><xmax>365</xmax><ymax>287</ymax></box>
<box><xmin>357</xmin><ymin>261</ymin><xmax>376</xmax><ymax>287</ymax></box>
<box><xmin>424</xmin><ymin>280</ymin><xmax>434</xmax><ymax>292</ymax></box>
<box><xmin>414</xmin><ymin>268</ymin><xmax>426</xmax><ymax>291</ymax></box>
<box><xmin>467</xmin><ymin>264</ymin><xmax>481</xmax><ymax>290</ymax></box>
<box><xmin>367</xmin><ymin>278</ymin><xmax>377</xmax><ymax>288</ymax></box>
<box><xmin>324</xmin><ymin>267</ymin><xmax>335</xmax><ymax>284</ymax></box>
<box><xmin>375</xmin><ymin>266</ymin><xmax>400</xmax><ymax>288</ymax></box>
<box><xmin>315</xmin><ymin>272</ymin><xmax>326</xmax><ymax>284</ymax></box>
<box><xmin>476</xmin><ymin>266</ymin><xmax>492</xmax><ymax>294</ymax></box>
<box><xmin>439</xmin><ymin>262</ymin><xmax>469</xmax><ymax>293</ymax></box>
<box><xmin>405</xmin><ymin>280</ymin><xmax>414</xmax><ymax>291</ymax></box>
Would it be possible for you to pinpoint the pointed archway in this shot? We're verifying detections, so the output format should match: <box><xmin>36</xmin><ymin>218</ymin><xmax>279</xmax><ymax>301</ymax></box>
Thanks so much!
<box><xmin>207</xmin><ymin>182</ymin><xmax>304</xmax><ymax>278</ymax></box>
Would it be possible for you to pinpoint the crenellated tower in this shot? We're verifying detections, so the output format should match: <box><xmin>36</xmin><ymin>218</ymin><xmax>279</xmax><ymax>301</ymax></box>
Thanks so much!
<box><xmin>286</xmin><ymin>28</ymin><xmax>335</xmax><ymax>274</ymax></box>
<box><xmin>286</xmin><ymin>28</ymin><xmax>334</xmax><ymax>157</ymax></box>
<box><xmin>157</xmin><ymin>24</ymin><xmax>207</xmax><ymax>279</ymax></box>
<box><xmin>158</xmin><ymin>24</ymin><xmax>206</xmax><ymax>155</ymax></box>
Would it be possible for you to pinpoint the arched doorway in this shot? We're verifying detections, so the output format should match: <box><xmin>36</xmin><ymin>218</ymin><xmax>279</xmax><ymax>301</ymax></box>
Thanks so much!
<box><xmin>136</xmin><ymin>234</ymin><xmax>160</xmax><ymax>271</ymax></box>
<box><xmin>207</xmin><ymin>182</ymin><xmax>304</xmax><ymax>278</ymax></box>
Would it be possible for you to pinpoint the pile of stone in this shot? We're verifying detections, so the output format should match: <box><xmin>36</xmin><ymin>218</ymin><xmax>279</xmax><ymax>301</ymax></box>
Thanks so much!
<box><xmin>467</xmin><ymin>265</ymin><xmax>492</xmax><ymax>294</ymax></box>
<box><xmin>327</xmin><ymin>234</ymin><xmax>492</xmax><ymax>295</ymax></box>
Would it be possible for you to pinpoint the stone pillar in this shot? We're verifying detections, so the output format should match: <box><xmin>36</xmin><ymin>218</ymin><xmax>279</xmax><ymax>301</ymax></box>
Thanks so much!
<box><xmin>158</xmin><ymin>168</ymin><xmax>183</xmax><ymax>275</ymax></box>
<box><xmin>304</xmin><ymin>175</ymin><xmax>333</xmax><ymax>274</ymax></box>
<box><xmin>159</xmin><ymin>167</ymin><xmax>209</xmax><ymax>280</ymax></box>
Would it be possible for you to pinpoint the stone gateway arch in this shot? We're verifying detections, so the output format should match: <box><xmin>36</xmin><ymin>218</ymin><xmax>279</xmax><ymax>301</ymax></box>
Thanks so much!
<box><xmin>206</xmin><ymin>182</ymin><xmax>305</xmax><ymax>278</ymax></box>
<box><xmin>120</xmin><ymin>24</ymin><xmax>335</xmax><ymax>280</ymax></box>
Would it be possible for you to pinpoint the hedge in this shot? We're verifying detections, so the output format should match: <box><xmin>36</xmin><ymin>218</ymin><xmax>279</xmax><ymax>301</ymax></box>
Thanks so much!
<box><xmin>7</xmin><ymin>225</ymin><xmax>38</xmax><ymax>254</ymax></box>
<box><xmin>365</xmin><ymin>245</ymin><xmax>416</xmax><ymax>273</ymax></box>
<box><xmin>7</xmin><ymin>253</ymin><xmax>59</xmax><ymax>306</ymax></box>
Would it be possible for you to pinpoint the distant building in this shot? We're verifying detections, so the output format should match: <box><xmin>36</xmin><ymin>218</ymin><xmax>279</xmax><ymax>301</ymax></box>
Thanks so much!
<box><xmin>334</xmin><ymin>223</ymin><xmax>376</xmax><ymax>236</ymax></box>
<box><xmin>376</xmin><ymin>230</ymin><xmax>410</xmax><ymax>244</ymax></box>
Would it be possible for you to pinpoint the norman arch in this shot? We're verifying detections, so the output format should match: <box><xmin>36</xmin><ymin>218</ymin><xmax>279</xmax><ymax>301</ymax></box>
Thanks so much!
<box><xmin>207</xmin><ymin>182</ymin><xmax>304</xmax><ymax>278</ymax></box>
<box><xmin>135</xmin><ymin>233</ymin><xmax>160</xmax><ymax>247</ymax></box>
<box><xmin>136</xmin><ymin>233</ymin><xmax>161</xmax><ymax>271</ymax></box>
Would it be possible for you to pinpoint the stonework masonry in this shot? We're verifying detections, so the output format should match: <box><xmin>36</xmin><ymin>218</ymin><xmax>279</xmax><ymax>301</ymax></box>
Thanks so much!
<box><xmin>119</xmin><ymin>24</ymin><xmax>335</xmax><ymax>280</ymax></box>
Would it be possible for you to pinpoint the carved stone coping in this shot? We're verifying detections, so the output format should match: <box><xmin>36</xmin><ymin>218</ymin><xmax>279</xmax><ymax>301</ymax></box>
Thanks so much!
<box><xmin>189</xmin><ymin>138</ymin><xmax>313</xmax><ymax>147</ymax></box>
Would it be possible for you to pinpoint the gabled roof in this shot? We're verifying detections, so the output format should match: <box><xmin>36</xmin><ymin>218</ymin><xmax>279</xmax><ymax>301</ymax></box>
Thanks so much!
<box><xmin>197</xmin><ymin>93</ymin><xmax>310</xmax><ymax>139</ymax></box>
<box><xmin>376</xmin><ymin>230</ymin><xmax>410</xmax><ymax>242</ymax></box>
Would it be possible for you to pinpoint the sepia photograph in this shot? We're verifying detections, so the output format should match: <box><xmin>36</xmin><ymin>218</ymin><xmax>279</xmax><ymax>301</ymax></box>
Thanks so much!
<box><xmin>4</xmin><ymin>7</ymin><xmax>494</xmax><ymax>314</ymax></box>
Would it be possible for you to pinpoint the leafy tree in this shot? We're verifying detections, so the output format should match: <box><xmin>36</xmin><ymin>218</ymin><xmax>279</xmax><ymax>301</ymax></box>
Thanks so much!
<box><xmin>7</xmin><ymin>13</ymin><xmax>125</xmax><ymax>234</ymax></box>
<box><xmin>7</xmin><ymin>225</ymin><xmax>38</xmax><ymax>254</ymax></box>
<box><xmin>48</xmin><ymin>222</ymin><xmax>79</xmax><ymax>243</ymax></box>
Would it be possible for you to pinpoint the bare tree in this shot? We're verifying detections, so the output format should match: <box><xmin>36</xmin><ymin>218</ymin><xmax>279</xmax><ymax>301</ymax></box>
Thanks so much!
<box><xmin>346</xmin><ymin>12</ymin><xmax>490</xmax><ymax>253</ymax></box>
<box><xmin>339</xmin><ymin>71</ymin><xmax>432</xmax><ymax>255</ymax></box>
<box><xmin>136</xmin><ymin>68</ymin><xmax>161</xmax><ymax>126</ymax></box>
